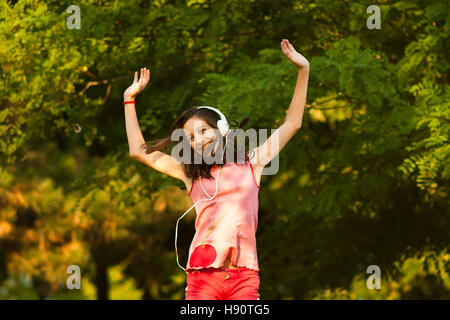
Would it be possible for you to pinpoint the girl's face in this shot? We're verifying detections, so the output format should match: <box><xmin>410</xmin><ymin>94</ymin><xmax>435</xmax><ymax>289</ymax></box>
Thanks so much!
<box><xmin>183</xmin><ymin>117</ymin><xmax>219</xmax><ymax>155</ymax></box>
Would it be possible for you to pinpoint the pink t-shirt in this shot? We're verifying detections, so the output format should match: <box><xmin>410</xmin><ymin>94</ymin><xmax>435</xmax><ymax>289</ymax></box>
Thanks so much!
<box><xmin>186</xmin><ymin>156</ymin><xmax>261</xmax><ymax>272</ymax></box>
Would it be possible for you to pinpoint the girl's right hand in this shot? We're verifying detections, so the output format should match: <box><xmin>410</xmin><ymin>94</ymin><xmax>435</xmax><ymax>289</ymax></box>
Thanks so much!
<box><xmin>124</xmin><ymin>67</ymin><xmax>150</xmax><ymax>99</ymax></box>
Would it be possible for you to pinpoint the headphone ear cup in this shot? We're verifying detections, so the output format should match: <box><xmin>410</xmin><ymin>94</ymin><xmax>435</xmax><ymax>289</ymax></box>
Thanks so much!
<box><xmin>217</xmin><ymin>119</ymin><xmax>229</xmax><ymax>137</ymax></box>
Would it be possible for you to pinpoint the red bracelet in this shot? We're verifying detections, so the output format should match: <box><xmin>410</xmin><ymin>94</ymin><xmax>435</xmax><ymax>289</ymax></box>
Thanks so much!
<box><xmin>123</xmin><ymin>101</ymin><xmax>136</xmax><ymax>104</ymax></box>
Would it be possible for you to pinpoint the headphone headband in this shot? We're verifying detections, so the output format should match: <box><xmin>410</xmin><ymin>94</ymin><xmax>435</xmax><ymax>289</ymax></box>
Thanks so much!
<box><xmin>196</xmin><ymin>105</ymin><xmax>230</xmax><ymax>137</ymax></box>
<box><xmin>196</xmin><ymin>106</ymin><xmax>227</xmax><ymax>121</ymax></box>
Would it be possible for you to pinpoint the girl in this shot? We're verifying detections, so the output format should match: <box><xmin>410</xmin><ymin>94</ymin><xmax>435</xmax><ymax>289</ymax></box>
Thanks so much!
<box><xmin>123</xmin><ymin>39</ymin><xmax>309</xmax><ymax>300</ymax></box>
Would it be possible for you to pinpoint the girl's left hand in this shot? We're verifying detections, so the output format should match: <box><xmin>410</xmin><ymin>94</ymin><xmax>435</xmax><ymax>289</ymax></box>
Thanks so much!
<box><xmin>280</xmin><ymin>39</ymin><xmax>310</xmax><ymax>70</ymax></box>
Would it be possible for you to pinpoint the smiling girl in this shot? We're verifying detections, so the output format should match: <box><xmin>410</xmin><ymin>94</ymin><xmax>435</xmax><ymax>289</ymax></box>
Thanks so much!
<box><xmin>123</xmin><ymin>39</ymin><xmax>309</xmax><ymax>300</ymax></box>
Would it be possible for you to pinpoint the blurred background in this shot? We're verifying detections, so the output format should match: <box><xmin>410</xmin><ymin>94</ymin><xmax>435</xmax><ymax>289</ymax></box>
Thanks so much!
<box><xmin>0</xmin><ymin>0</ymin><xmax>448</xmax><ymax>299</ymax></box>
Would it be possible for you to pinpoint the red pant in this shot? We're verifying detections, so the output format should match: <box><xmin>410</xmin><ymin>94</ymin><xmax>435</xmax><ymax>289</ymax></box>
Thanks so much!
<box><xmin>185</xmin><ymin>267</ymin><xmax>260</xmax><ymax>300</ymax></box>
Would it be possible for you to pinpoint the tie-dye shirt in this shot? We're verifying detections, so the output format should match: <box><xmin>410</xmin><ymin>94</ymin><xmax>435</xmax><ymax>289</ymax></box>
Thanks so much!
<box><xmin>186</xmin><ymin>156</ymin><xmax>261</xmax><ymax>272</ymax></box>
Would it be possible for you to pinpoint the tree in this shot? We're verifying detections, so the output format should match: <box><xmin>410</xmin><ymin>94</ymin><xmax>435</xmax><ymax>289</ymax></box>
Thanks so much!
<box><xmin>0</xmin><ymin>0</ymin><xmax>448</xmax><ymax>299</ymax></box>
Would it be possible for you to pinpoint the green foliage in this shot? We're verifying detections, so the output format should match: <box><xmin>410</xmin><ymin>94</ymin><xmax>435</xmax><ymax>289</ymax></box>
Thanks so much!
<box><xmin>0</xmin><ymin>0</ymin><xmax>448</xmax><ymax>299</ymax></box>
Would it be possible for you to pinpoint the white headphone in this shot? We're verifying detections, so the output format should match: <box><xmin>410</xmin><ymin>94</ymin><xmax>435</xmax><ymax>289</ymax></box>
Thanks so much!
<box><xmin>174</xmin><ymin>106</ymin><xmax>231</xmax><ymax>273</ymax></box>
<box><xmin>196</xmin><ymin>106</ymin><xmax>230</xmax><ymax>137</ymax></box>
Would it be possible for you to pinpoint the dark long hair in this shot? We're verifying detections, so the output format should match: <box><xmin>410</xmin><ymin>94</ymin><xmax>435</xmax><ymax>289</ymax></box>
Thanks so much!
<box><xmin>141</xmin><ymin>107</ymin><xmax>251</xmax><ymax>180</ymax></box>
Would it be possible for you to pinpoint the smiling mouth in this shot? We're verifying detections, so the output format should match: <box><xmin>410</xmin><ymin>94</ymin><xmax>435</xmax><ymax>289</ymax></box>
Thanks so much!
<box><xmin>202</xmin><ymin>142</ymin><xmax>216</xmax><ymax>156</ymax></box>
<box><xmin>202</xmin><ymin>141</ymin><xmax>212</xmax><ymax>150</ymax></box>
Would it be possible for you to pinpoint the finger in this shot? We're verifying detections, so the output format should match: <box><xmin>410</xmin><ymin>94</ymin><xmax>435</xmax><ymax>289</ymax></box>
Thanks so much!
<box><xmin>139</xmin><ymin>68</ymin><xmax>144</xmax><ymax>87</ymax></box>
<box><xmin>285</xmin><ymin>39</ymin><xmax>292</xmax><ymax>52</ymax></box>
<box><xmin>143</xmin><ymin>68</ymin><xmax>148</xmax><ymax>86</ymax></box>
<box><xmin>143</xmin><ymin>68</ymin><xmax>149</xmax><ymax>85</ymax></box>
<box><xmin>133</xmin><ymin>71</ymin><xmax>138</xmax><ymax>83</ymax></box>
<box><xmin>283</xmin><ymin>39</ymin><xmax>289</xmax><ymax>53</ymax></box>
<box><xmin>287</xmin><ymin>40</ymin><xmax>294</xmax><ymax>52</ymax></box>
<box><xmin>282</xmin><ymin>40</ymin><xmax>289</xmax><ymax>56</ymax></box>
<box><xmin>281</xmin><ymin>39</ymin><xmax>287</xmax><ymax>54</ymax></box>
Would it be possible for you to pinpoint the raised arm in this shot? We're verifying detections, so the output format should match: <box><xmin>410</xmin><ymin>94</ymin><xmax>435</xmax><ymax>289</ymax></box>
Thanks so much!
<box><xmin>124</xmin><ymin>67</ymin><xmax>187</xmax><ymax>182</ymax></box>
<box><xmin>250</xmin><ymin>39</ymin><xmax>310</xmax><ymax>169</ymax></box>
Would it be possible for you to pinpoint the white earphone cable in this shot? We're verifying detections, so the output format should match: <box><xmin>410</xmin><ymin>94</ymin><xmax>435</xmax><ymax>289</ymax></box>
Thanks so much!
<box><xmin>175</xmin><ymin>134</ymin><xmax>229</xmax><ymax>272</ymax></box>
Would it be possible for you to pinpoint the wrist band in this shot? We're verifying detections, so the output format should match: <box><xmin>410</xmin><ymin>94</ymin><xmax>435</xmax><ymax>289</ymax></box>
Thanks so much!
<box><xmin>123</xmin><ymin>101</ymin><xmax>136</xmax><ymax>104</ymax></box>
